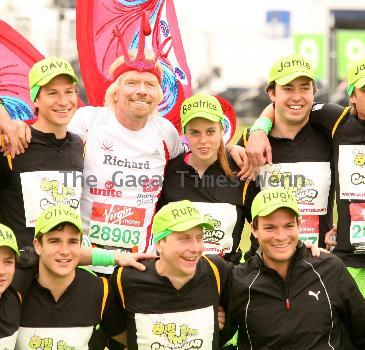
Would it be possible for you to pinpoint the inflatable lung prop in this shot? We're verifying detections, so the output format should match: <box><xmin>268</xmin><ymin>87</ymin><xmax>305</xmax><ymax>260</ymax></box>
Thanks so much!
<box><xmin>0</xmin><ymin>3</ymin><xmax>236</xmax><ymax>141</ymax></box>
<box><xmin>0</xmin><ymin>20</ymin><xmax>44</xmax><ymax>123</ymax></box>
<box><xmin>215</xmin><ymin>95</ymin><xmax>237</xmax><ymax>144</ymax></box>
<box><xmin>76</xmin><ymin>0</ymin><xmax>192</xmax><ymax>133</ymax></box>
<box><xmin>0</xmin><ymin>20</ymin><xmax>85</xmax><ymax>124</ymax></box>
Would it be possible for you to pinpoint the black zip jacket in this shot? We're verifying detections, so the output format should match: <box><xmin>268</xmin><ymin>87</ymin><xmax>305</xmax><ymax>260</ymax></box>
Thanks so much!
<box><xmin>221</xmin><ymin>243</ymin><xmax>365</xmax><ymax>349</ymax></box>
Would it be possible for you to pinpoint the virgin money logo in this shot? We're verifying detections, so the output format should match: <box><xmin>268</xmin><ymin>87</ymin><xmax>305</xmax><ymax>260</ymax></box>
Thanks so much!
<box><xmin>101</xmin><ymin>139</ymin><xmax>114</xmax><ymax>152</ymax></box>
<box><xmin>349</xmin><ymin>203</ymin><xmax>365</xmax><ymax>221</ymax></box>
<box><xmin>300</xmin><ymin>215</ymin><xmax>319</xmax><ymax>233</ymax></box>
<box><xmin>91</xmin><ymin>202</ymin><xmax>146</xmax><ymax>227</ymax></box>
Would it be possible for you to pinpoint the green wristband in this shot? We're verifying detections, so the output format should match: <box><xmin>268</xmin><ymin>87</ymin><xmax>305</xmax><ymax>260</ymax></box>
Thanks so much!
<box><xmin>250</xmin><ymin>117</ymin><xmax>273</xmax><ymax>135</ymax></box>
<box><xmin>91</xmin><ymin>248</ymin><xmax>115</xmax><ymax>266</ymax></box>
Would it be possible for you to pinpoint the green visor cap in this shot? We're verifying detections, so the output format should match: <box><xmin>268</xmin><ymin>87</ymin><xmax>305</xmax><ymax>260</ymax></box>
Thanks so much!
<box><xmin>29</xmin><ymin>56</ymin><xmax>78</xmax><ymax>102</ymax></box>
<box><xmin>268</xmin><ymin>54</ymin><xmax>316</xmax><ymax>86</ymax></box>
<box><xmin>152</xmin><ymin>200</ymin><xmax>214</xmax><ymax>243</ymax></box>
<box><xmin>347</xmin><ymin>58</ymin><xmax>365</xmax><ymax>96</ymax></box>
<box><xmin>0</xmin><ymin>223</ymin><xmax>19</xmax><ymax>256</ymax></box>
<box><xmin>180</xmin><ymin>94</ymin><xmax>225</xmax><ymax>133</ymax></box>
<box><xmin>35</xmin><ymin>205</ymin><xmax>83</xmax><ymax>238</ymax></box>
<box><xmin>251</xmin><ymin>188</ymin><xmax>300</xmax><ymax>220</ymax></box>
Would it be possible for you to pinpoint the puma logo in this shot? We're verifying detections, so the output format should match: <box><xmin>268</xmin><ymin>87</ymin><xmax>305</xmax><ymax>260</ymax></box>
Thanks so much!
<box><xmin>308</xmin><ymin>290</ymin><xmax>320</xmax><ymax>301</ymax></box>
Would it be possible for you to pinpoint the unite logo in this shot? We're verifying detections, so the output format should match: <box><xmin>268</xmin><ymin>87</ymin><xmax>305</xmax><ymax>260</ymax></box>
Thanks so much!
<box><xmin>90</xmin><ymin>181</ymin><xmax>122</xmax><ymax>198</ymax></box>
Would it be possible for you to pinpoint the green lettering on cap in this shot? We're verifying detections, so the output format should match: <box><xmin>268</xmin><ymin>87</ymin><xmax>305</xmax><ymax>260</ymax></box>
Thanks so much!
<box><xmin>263</xmin><ymin>192</ymin><xmax>272</xmax><ymax>203</ymax></box>
<box><xmin>5</xmin><ymin>231</ymin><xmax>14</xmax><ymax>241</ymax></box>
<box><xmin>354</xmin><ymin>64</ymin><xmax>365</xmax><ymax>76</ymax></box>
<box><xmin>268</xmin><ymin>54</ymin><xmax>316</xmax><ymax>86</ymax></box>
<box><xmin>171</xmin><ymin>206</ymin><xmax>199</xmax><ymax>219</ymax></box>
<box><xmin>0</xmin><ymin>229</ymin><xmax>14</xmax><ymax>242</ymax></box>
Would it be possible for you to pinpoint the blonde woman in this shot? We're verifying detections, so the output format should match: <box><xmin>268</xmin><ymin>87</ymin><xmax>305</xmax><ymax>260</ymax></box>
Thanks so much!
<box><xmin>158</xmin><ymin>94</ymin><xmax>248</xmax><ymax>263</ymax></box>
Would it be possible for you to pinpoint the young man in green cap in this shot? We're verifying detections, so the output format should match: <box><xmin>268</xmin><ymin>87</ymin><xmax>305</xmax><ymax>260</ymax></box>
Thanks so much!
<box><xmin>0</xmin><ymin>223</ymin><xmax>21</xmax><ymax>349</ymax></box>
<box><xmin>106</xmin><ymin>199</ymin><xmax>233</xmax><ymax>349</ymax></box>
<box><xmin>221</xmin><ymin>188</ymin><xmax>365</xmax><ymax>349</ymax></box>
<box><xmin>247</xmin><ymin>56</ymin><xmax>365</xmax><ymax>297</ymax></box>
<box><xmin>239</xmin><ymin>54</ymin><xmax>334</xmax><ymax>254</ymax></box>
<box><xmin>0</xmin><ymin>56</ymin><xmax>84</xmax><ymax>250</ymax></box>
<box><xmin>12</xmin><ymin>204</ymin><xmax>126</xmax><ymax>349</ymax></box>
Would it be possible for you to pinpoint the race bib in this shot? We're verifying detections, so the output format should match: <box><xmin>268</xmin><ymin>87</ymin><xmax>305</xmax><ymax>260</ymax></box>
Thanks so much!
<box><xmin>349</xmin><ymin>203</ymin><xmax>365</xmax><ymax>246</ymax></box>
<box><xmin>88</xmin><ymin>202</ymin><xmax>146</xmax><ymax>248</ymax></box>
<box><xmin>258</xmin><ymin>162</ymin><xmax>331</xmax><ymax>215</ymax></box>
<box><xmin>299</xmin><ymin>215</ymin><xmax>319</xmax><ymax>247</ymax></box>
<box><xmin>193</xmin><ymin>202</ymin><xmax>237</xmax><ymax>256</ymax></box>
<box><xmin>134</xmin><ymin>306</ymin><xmax>214</xmax><ymax>350</ymax></box>
<box><xmin>339</xmin><ymin>145</ymin><xmax>365</xmax><ymax>200</ymax></box>
<box><xmin>16</xmin><ymin>326</ymin><xmax>92</xmax><ymax>350</ymax></box>
<box><xmin>20</xmin><ymin>171</ymin><xmax>82</xmax><ymax>227</ymax></box>
<box><xmin>0</xmin><ymin>331</ymin><xmax>17</xmax><ymax>350</ymax></box>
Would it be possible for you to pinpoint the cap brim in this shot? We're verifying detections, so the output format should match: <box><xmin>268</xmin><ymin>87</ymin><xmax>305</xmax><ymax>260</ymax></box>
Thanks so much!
<box><xmin>275</xmin><ymin>72</ymin><xmax>316</xmax><ymax>86</ymax></box>
<box><xmin>30</xmin><ymin>72</ymin><xmax>78</xmax><ymax>102</ymax></box>
<box><xmin>347</xmin><ymin>84</ymin><xmax>355</xmax><ymax>96</ymax></box>
<box><xmin>35</xmin><ymin>217</ymin><xmax>83</xmax><ymax>237</ymax></box>
<box><xmin>354</xmin><ymin>76</ymin><xmax>365</xmax><ymax>90</ymax></box>
<box><xmin>182</xmin><ymin>112</ymin><xmax>222</xmax><ymax>132</ymax></box>
<box><xmin>254</xmin><ymin>203</ymin><xmax>300</xmax><ymax>219</ymax></box>
<box><xmin>0</xmin><ymin>243</ymin><xmax>19</xmax><ymax>256</ymax></box>
<box><xmin>36</xmin><ymin>71</ymin><xmax>78</xmax><ymax>88</ymax></box>
<box><xmin>170</xmin><ymin>217</ymin><xmax>214</xmax><ymax>232</ymax></box>
<box><xmin>30</xmin><ymin>85</ymin><xmax>41</xmax><ymax>102</ymax></box>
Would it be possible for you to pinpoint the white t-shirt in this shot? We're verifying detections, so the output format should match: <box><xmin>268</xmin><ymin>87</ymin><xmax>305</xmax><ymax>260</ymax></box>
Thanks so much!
<box><xmin>68</xmin><ymin>106</ymin><xmax>183</xmax><ymax>268</ymax></box>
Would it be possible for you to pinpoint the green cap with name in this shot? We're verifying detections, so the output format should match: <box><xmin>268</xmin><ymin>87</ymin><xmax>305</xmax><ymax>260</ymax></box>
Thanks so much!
<box><xmin>180</xmin><ymin>94</ymin><xmax>225</xmax><ymax>133</ymax></box>
<box><xmin>0</xmin><ymin>223</ymin><xmax>19</xmax><ymax>256</ymax></box>
<box><xmin>251</xmin><ymin>188</ymin><xmax>300</xmax><ymax>220</ymax></box>
<box><xmin>29</xmin><ymin>56</ymin><xmax>78</xmax><ymax>102</ymax></box>
<box><xmin>268</xmin><ymin>54</ymin><xmax>316</xmax><ymax>86</ymax></box>
<box><xmin>35</xmin><ymin>205</ymin><xmax>83</xmax><ymax>237</ymax></box>
<box><xmin>347</xmin><ymin>57</ymin><xmax>365</xmax><ymax>96</ymax></box>
<box><xmin>152</xmin><ymin>200</ymin><xmax>214</xmax><ymax>244</ymax></box>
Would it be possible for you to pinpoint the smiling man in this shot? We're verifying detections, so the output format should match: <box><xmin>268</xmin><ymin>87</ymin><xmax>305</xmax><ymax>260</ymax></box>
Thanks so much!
<box><xmin>66</xmin><ymin>51</ymin><xmax>184</xmax><ymax>276</ymax></box>
<box><xmin>106</xmin><ymin>200</ymin><xmax>233</xmax><ymax>349</ymax></box>
<box><xmin>0</xmin><ymin>56</ymin><xmax>83</xmax><ymax>249</ymax></box>
<box><xmin>239</xmin><ymin>54</ymin><xmax>334</xmax><ymax>256</ymax></box>
<box><xmin>0</xmin><ymin>224</ymin><xmax>21</xmax><ymax>350</ymax></box>
<box><xmin>246</xmin><ymin>56</ymin><xmax>365</xmax><ymax>297</ymax></box>
<box><xmin>222</xmin><ymin>188</ymin><xmax>365</xmax><ymax>349</ymax></box>
<box><xmin>13</xmin><ymin>205</ymin><xmax>125</xmax><ymax>350</ymax></box>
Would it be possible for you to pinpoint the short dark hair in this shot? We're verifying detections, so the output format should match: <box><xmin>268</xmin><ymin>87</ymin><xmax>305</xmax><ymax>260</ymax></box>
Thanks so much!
<box><xmin>266</xmin><ymin>80</ymin><xmax>317</xmax><ymax>94</ymax></box>
<box><xmin>36</xmin><ymin>222</ymin><xmax>81</xmax><ymax>244</ymax></box>
<box><xmin>252</xmin><ymin>209</ymin><xmax>300</xmax><ymax>229</ymax></box>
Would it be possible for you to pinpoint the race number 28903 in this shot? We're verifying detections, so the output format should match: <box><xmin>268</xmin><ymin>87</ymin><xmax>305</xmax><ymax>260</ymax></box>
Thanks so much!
<box><xmin>351</xmin><ymin>224</ymin><xmax>365</xmax><ymax>241</ymax></box>
<box><xmin>89</xmin><ymin>224</ymin><xmax>140</xmax><ymax>245</ymax></box>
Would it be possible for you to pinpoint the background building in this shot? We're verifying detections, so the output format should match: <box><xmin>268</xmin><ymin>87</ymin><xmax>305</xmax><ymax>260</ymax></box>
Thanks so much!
<box><xmin>0</xmin><ymin>0</ymin><xmax>364</xmax><ymax>120</ymax></box>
